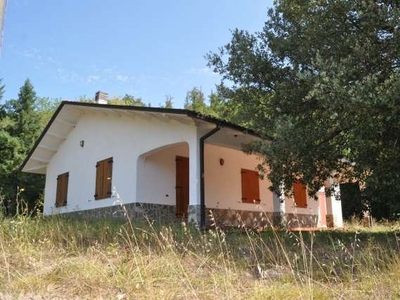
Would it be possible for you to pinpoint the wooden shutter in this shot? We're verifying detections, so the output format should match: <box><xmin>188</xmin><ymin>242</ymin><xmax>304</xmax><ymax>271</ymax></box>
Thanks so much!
<box><xmin>95</xmin><ymin>157</ymin><xmax>113</xmax><ymax>200</ymax></box>
<box><xmin>56</xmin><ymin>172</ymin><xmax>69</xmax><ymax>207</ymax></box>
<box><xmin>94</xmin><ymin>161</ymin><xmax>103</xmax><ymax>199</ymax></box>
<box><xmin>241</xmin><ymin>169</ymin><xmax>260</xmax><ymax>204</ymax></box>
<box><xmin>293</xmin><ymin>181</ymin><xmax>307</xmax><ymax>208</ymax></box>
<box><xmin>105</xmin><ymin>158</ymin><xmax>113</xmax><ymax>197</ymax></box>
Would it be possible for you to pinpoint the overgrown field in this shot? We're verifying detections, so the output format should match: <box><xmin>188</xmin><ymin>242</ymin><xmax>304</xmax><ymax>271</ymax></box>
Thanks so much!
<box><xmin>1</xmin><ymin>215</ymin><xmax>400</xmax><ymax>299</ymax></box>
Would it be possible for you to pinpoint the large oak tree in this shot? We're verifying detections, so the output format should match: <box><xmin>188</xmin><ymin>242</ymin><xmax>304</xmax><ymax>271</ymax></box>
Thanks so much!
<box><xmin>207</xmin><ymin>0</ymin><xmax>400</xmax><ymax>219</ymax></box>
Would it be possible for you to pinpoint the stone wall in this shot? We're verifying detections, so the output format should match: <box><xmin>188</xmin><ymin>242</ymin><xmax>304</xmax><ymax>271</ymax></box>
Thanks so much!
<box><xmin>206</xmin><ymin>208</ymin><xmax>276</xmax><ymax>229</ymax></box>
<box><xmin>65</xmin><ymin>202</ymin><xmax>176</xmax><ymax>223</ymax></box>
<box><xmin>206</xmin><ymin>208</ymin><xmax>318</xmax><ymax>229</ymax></box>
<box><xmin>57</xmin><ymin>203</ymin><xmax>318</xmax><ymax>229</ymax></box>
<box><xmin>284</xmin><ymin>213</ymin><xmax>318</xmax><ymax>228</ymax></box>
<box><xmin>188</xmin><ymin>204</ymin><xmax>201</xmax><ymax>224</ymax></box>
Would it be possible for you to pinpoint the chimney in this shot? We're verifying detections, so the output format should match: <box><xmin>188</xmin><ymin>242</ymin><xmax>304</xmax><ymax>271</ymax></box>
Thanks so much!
<box><xmin>95</xmin><ymin>91</ymin><xmax>108</xmax><ymax>104</ymax></box>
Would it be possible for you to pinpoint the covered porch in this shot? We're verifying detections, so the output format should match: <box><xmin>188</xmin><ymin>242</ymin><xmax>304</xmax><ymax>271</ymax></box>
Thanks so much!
<box><xmin>134</xmin><ymin>123</ymin><xmax>277</xmax><ymax>228</ymax></box>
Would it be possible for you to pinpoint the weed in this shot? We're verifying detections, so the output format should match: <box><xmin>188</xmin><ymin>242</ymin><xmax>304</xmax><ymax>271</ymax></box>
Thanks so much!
<box><xmin>0</xmin><ymin>212</ymin><xmax>399</xmax><ymax>298</ymax></box>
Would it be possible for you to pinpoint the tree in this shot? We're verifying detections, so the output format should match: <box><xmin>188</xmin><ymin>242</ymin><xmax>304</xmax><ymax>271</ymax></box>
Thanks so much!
<box><xmin>206</xmin><ymin>91</ymin><xmax>225</xmax><ymax>118</ymax></box>
<box><xmin>161</xmin><ymin>95</ymin><xmax>174</xmax><ymax>108</ymax></box>
<box><xmin>207</xmin><ymin>0</ymin><xmax>400</xmax><ymax>219</ymax></box>
<box><xmin>36</xmin><ymin>97</ymin><xmax>61</xmax><ymax>129</ymax></box>
<box><xmin>0</xmin><ymin>79</ymin><xmax>4</xmax><ymax>103</ymax></box>
<box><xmin>108</xmin><ymin>94</ymin><xmax>146</xmax><ymax>106</ymax></box>
<box><xmin>13</xmin><ymin>79</ymin><xmax>41</xmax><ymax>146</ymax></box>
<box><xmin>184</xmin><ymin>87</ymin><xmax>208</xmax><ymax>114</ymax></box>
<box><xmin>78</xmin><ymin>95</ymin><xmax>93</xmax><ymax>103</ymax></box>
<box><xmin>183</xmin><ymin>87</ymin><xmax>231</xmax><ymax>117</ymax></box>
<box><xmin>0</xmin><ymin>79</ymin><xmax>44</xmax><ymax>215</ymax></box>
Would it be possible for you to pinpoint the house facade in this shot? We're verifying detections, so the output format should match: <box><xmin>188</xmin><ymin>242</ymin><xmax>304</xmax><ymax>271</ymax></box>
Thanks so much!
<box><xmin>21</xmin><ymin>100</ymin><xmax>343</xmax><ymax>229</ymax></box>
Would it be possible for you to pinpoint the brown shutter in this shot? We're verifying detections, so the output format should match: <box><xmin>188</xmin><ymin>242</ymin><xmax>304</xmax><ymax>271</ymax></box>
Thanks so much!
<box><xmin>95</xmin><ymin>157</ymin><xmax>113</xmax><ymax>200</ymax></box>
<box><xmin>63</xmin><ymin>173</ymin><xmax>69</xmax><ymax>205</ymax></box>
<box><xmin>241</xmin><ymin>169</ymin><xmax>260</xmax><ymax>203</ymax></box>
<box><xmin>55</xmin><ymin>172</ymin><xmax>69</xmax><ymax>207</ymax></box>
<box><xmin>293</xmin><ymin>181</ymin><xmax>307</xmax><ymax>208</ymax></box>
<box><xmin>241</xmin><ymin>170</ymin><xmax>248</xmax><ymax>202</ymax></box>
<box><xmin>105</xmin><ymin>158</ymin><xmax>113</xmax><ymax>196</ymax></box>
<box><xmin>249</xmin><ymin>171</ymin><xmax>260</xmax><ymax>203</ymax></box>
<box><xmin>95</xmin><ymin>161</ymin><xmax>103</xmax><ymax>199</ymax></box>
<box><xmin>56</xmin><ymin>175</ymin><xmax>62</xmax><ymax>206</ymax></box>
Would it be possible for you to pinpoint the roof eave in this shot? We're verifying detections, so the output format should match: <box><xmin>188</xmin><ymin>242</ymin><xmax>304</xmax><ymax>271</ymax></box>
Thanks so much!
<box><xmin>20</xmin><ymin>101</ymin><xmax>270</xmax><ymax>173</ymax></box>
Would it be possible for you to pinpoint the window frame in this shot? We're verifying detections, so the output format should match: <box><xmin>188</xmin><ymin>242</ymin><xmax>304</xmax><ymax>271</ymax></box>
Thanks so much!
<box><xmin>241</xmin><ymin>168</ymin><xmax>261</xmax><ymax>204</ymax></box>
<box><xmin>55</xmin><ymin>172</ymin><xmax>69</xmax><ymax>207</ymax></box>
<box><xmin>94</xmin><ymin>157</ymin><xmax>113</xmax><ymax>200</ymax></box>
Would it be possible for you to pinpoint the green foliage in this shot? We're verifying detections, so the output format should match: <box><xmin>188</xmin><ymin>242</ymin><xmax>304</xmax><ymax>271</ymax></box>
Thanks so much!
<box><xmin>184</xmin><ymin>87</ymin><xmax>227</xmax><ymax>117</ymax></box>
<box><xmin>13</xmin><ymin>79</ymin><xmax>41</xmax><ymax>147</ymax></box>
<box><xmin>36</xmin><ymin>97</ymin><xmax>61</xmax><ymax>129</ymax></box>
<box><xmin>78</xmin><ymin>95</ymin><xmax>94</xmax><ymax>103</ymax></box>
<box><xmin>0</xmin><ymin>79</ymin><xmax>54</xmax><ymax>215</ymax></box>
<box><xmin>207</xmin><ymin>0</ymin><xmax>400</xmax><ymax>219</ymax></box>
<box><xmin>108</xmin><ymin>94</ymin><xmax>146</xmax><ymax>106</ymax></box>
<box><xmin>340</xmin><ymin>183</ymin><xmax>364</xmax><ymax>220</ymax></box>
<box><xmin>78</xmin><ymin>93</ymin><xmax>147</xmax><ymax>106</ymax></box>
<box><xmin>0</xmin><ymin>80</ymin><xmax>3</xmax><ymax>103</ymax></box>
<box><xmin>184</xmin><ymin>86</ymin><xmax>208</xmax><ymax>113</ymax></box>
<box><xmin>161</xmin><ymin>94</ymin><xmax>174</xmax><ymax>108</ymax></box>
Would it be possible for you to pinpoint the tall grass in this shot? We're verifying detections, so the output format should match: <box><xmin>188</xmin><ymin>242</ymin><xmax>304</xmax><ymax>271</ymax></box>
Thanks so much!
<box><xmin>1</xmin><ymin>212</ymin><xmax>400</xmax><ymax>299</ymax></box>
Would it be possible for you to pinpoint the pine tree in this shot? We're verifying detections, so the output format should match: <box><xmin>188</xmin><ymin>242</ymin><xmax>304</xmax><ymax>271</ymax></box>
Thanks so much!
<box><xmin>13</xmin><ymin>79</ymin><xmax>40</xmax><ymax>148</ymax></box>
<box><xmin>0</xmin><ymin>79</ymin><xmax>44</xmax><ymax>215</ymax></box>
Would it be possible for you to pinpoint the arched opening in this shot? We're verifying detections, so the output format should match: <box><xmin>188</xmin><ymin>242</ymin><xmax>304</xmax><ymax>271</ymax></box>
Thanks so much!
<box><xmin>136</xmin><ymin>142</ymin><xmax>189</xmax><ymax>219</ymax></box>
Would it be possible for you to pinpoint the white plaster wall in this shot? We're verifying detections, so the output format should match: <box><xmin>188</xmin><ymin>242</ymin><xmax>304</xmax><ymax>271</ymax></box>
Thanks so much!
<box><xmin>204</xmin><ymin>144</ymin><xmax>274</xmax><ymax>212</ymax></box>
<box><xmin>44</xmin><ymin>112</ymin><xmax>197</xmax><ymax>215</ymax></box>
<box><xmin>136</xmin><ymin>143</ymin><xmax>188</xmax><ymax>205</ymax></box>
<box><xmin>137</xmin><ymin>143</ymin><xmax>275</xmax><ymax>212</ymax></box>
<box><xmin>43</xmin><ymin>107</ymin><xmax>341</xmax><ymax>224</ymax></box>
<box><xmin>284</xmin><ymin>192</ymin><xmax>320</xmax><ymax>216</ymax></box>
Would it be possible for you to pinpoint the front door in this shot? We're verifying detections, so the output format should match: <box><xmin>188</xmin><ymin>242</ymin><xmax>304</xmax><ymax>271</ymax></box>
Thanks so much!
<box><xmin>176</xmin><ymin>156</ymin><xmax>189</xmax><ymax>218</ymax></box>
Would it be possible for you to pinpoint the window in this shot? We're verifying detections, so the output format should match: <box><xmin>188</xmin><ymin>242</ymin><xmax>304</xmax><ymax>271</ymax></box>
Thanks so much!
<box><xmin>94</xmin><ymin>157</ymin><xmax>113</xmax><ymax>200</ymax></box>
<box><xmin>56</xmin><ymin>172</ymin><xmax>69</xmax><ymax>207</ymax></box>
<box><xmin>241</xmin><ymin>169</ymin><xmax>260</xmax><ymax>203</ymax></box>
<box><xmin>293</xmin><ymin>181</ymin><xmax>307</xmax><ymax>208</ymax></box>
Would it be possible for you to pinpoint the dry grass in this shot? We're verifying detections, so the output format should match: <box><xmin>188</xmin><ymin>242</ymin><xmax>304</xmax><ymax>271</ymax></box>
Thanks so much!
<box><xmin>1</xmin><ymin>214</ymin><xmax>400</xmax><ymax>299</ymax></box>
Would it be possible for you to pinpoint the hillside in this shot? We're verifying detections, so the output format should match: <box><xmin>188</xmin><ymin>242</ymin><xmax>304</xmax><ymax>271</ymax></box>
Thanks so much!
<box><xmin>1</xmin><ymin>216</ymin><xmax>400</xmax><ymax>299</ymax></box>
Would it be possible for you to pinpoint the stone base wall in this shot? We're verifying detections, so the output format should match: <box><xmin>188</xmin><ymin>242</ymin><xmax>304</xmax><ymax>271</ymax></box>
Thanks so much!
<box><xmin>326</xmin><ymin>214</ymin><xmax>334</xmax><ymax>228</ymax></box>
<box><xmin>64</xmin><ymin>202</ymin><xmax>176</xmax><ymax>223</ymax></box>
<box><xmin>206</xmin><ymin>208</ymin><xmax>318</xmax><ymax>229</ymax></box>
<box><xmin>206</xmin><ymin>208</ymin><xmax>277</xmax><ymax>228</ymax></box>
<box><xmin>57</xmin><ymin>203</ymin><xmax>319</xmax><ymax>229</ymax></box>
<box><xmin>188</xmin><ymin>204</ymin><xmax>201</xmax><ymax>224</ymax></box>
<box><xmin>285</xmin><ymin>213</ymin><xmax>318</xmax><ymax>228</ymax></box>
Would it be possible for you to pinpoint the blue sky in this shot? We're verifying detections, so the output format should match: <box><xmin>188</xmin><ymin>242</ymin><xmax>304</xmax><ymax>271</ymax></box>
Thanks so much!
<box><xmin>0</xmin><ymin>0</ymin><xmax>273</xmax><ymax>108</ymax></box>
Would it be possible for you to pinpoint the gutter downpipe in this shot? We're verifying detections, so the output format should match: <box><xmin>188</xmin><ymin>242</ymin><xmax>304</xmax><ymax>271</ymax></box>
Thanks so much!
<box><xmin>199</xmin><ymin>125</ymin><xmax>221</xmax><ymax>230</ymax></box>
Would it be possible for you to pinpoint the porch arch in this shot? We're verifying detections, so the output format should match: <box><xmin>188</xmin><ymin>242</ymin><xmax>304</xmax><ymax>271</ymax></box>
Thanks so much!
<box><xmin>136</xmin><ymin>142</ymin><xmax>189</xmax><ymax>210</ymax></box>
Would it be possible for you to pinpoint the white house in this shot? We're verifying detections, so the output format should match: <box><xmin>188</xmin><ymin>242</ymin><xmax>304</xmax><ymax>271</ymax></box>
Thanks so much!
<box><xmin>21</xmin><ymin>95</ymin><xmax>343</xmax><ymax>229</ymax></box>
